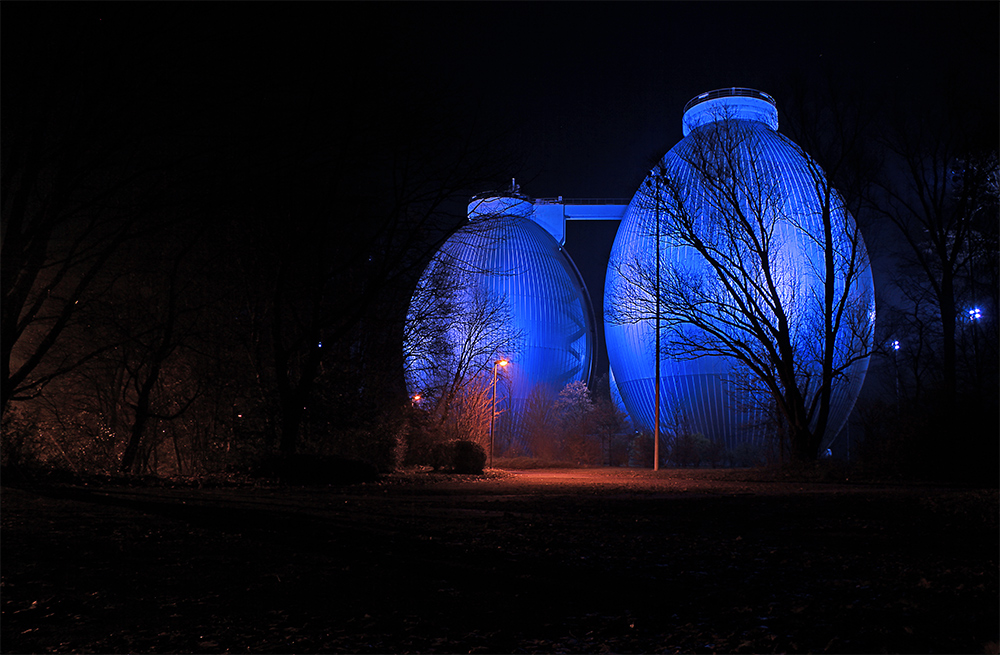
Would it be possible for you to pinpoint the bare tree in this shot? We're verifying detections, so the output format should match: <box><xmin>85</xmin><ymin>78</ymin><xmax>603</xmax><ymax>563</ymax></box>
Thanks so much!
<box><xmin>553</xmin><ymin>380</ymin><xmax>599</xmax><ymax>464</ymax></box>
<box><xmin>403</xmin><ymin>236</ymin><xmax>523</xmax><ymax>445</ymax></box>
<box><xmin>874</xmin><ymin>112</ymin><xmax>999</xmax><ymax>407</ymax></box>
<box><xmin>519</xmin><ymin>383</ymin><xmax>558</xmax><ymax>459</ymax></box>
<box><xmin>111</xmin><ymin>233</ymin><xmax>211</xmax><ymax>473</ymax></box>
<box><xmin>237</xmin><ymin>87</ymin><xmax>518</xmax><ymax>458</ymax></box>
<box><xmin>1</xmin><ymin>11</ymin><xmax>213</xmax><ymax>419</ymax></box>
<box><xmin>589</xmin><ymin>375</ymin><xmax>632</xmax><ymax>466</ymax></box>
<box><xmin>609</xmin><ymin>113</ymin><xmax>874</xmax><ymax>462</ymax></box>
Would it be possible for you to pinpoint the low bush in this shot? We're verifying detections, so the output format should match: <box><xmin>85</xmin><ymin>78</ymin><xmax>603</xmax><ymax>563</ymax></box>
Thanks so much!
<box><xmin>430</xmin><ymin>440</ymin><xmax>487</xmax><ymax>474</ymax></box>
<box><xmin>669</xmin><ymin>433</ymin><xmax>710</xmax><ymax>468</ymax></box>
<box><xmin>451</xmin><ymin>440</ymin><xmax>487</xmax><ymax>474</ymax></box>
<box><xmin>703</xmin><ymin>439</ymin><xmax>727</xmax><ymax>468</ymax></box>
<box><xmin>730</xmin><ymin>442</ymin><xmax>767</xmax><ymax>468</ymax></box>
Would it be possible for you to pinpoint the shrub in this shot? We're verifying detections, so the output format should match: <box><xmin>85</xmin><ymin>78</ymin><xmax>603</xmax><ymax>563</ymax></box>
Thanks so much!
<box><xmin>430</xmin><ymin>439</ymin><xmax>487</xmax><ymax>474</ymax></box>
<box><xmin>731</xmin><ymin>442</ymin><xmax>766</xmax><ymax>468</ymax></box>
<box><xmin>429</xmin><ymin>441</ymin><xmax>451</xmax><ymax>471</ymax></box>
<box><xmin>703</xmin><ymin>439</ymin><xmax>727</xmax><ymax>468</ymax></box>
<box><xmin>451</xmin><ymin>440</ymin><xmax>487</xmax><ymax>474</ymax></box>
<box><xmin>670</xmin><ymin>433</ymin><xmax>710</xmax><ymax>467</ymax></box>
<box><xmin>607</xmin><ymin>432</ymin><xmax>633</xmax><ymax>467</ymax></box>
<box><xmin>854</xmin><ymin>394</ymin><xmax>998</xmax><ymax>485</ymax></box>
<box><xmin>630</xmin><ymin>431</ymin><xmax>655</xmax><ymax>468</ymax></box>
<box><xmin>403</xmin><ymin>412</ymin><xmax>442</xmax><ymax>467</ymax></box>
<box><xmin>1</xmin><ymin>406</ymin><xmax>37</xmax><ymax>469</ymax></box>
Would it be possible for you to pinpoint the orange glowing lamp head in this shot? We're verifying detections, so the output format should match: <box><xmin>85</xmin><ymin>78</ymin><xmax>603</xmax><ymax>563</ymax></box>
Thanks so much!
<box><xmin>497</xmin><ymin>359</ymin><xmax>509</xmax><ymax>368</ymax></box>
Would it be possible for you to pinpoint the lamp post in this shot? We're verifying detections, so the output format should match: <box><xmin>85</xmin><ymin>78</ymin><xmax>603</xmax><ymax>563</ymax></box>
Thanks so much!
<box><xmin>646</xmin><ymin>174</ymin><xmax>663</xmax><ymax>472</ymax></box>
<box><xmin>490</xmin><ymin>358</ymin><xmax>509</xmax><ymax>468</ymax></box>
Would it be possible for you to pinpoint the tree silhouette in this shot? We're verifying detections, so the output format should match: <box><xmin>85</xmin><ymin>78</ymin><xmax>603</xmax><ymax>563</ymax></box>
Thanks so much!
<box><xmin>608</xmin><ymin>113</ymin><xmax>874</xmax><ymax>462</ymax></box>
<box><xmin>403</xmin><ymin>228</ymin><xmax>523</xmax><ymax>448</ymax></box>
<box><xmin>874</xmin><ymin>111</ymin><xmax>999</xmax><ymax>408</ymax></box>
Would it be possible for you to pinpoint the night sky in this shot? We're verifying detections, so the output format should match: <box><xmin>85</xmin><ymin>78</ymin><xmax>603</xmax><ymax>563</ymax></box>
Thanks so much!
<box><xmin>401</xmin><ymin>2</ymin><xmax>999</xmax><ymax>198</ymax></box>
<box><xmin>5</xmin><ymin>1</ymin><xmax>997</xmax><ymax>386</ymax></box>
<box><xmin>8</xmin><ymin>3</ymin><xmax>994</xmax><ymax>195</ymax></box>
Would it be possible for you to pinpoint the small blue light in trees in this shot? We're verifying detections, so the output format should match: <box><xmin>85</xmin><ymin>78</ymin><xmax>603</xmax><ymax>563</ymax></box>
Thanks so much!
<box><xmin>892</xmin><ymin>340</ymin><xmax>901</xmax><ymax>351</ymax></box>
<box><xmin>969</xmin><ymin>307</ymin><xmax>982</xmax><ymax>321</ymax></box>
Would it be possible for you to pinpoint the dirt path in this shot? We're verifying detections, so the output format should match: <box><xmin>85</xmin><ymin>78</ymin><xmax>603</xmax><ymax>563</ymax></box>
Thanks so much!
<box><xmin>2</xmin><ymin>469</ymin><xmax>997</xmax><ymax>653</ymax></box>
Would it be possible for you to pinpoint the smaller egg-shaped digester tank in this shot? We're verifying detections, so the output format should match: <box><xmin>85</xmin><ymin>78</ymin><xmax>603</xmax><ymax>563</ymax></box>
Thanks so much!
<box><xmin>404</xmin><ymin>191</ymin><xmax>595</xmax><ymax>453</ymax></box>
<box><xmin>604</xmin><ymin>88</ymin><xmax>875</xmax><ymax>454</ymax></box>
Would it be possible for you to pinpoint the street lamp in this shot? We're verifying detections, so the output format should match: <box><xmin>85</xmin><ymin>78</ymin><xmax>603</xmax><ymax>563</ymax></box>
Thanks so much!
<box><xmin>969</xmin><ymin>307</ymin><xmax>982</xmax><ymax>321</ymax></box>
<box><xmin>489</xmin><ymin>358</ymin><xmax>509</xmax><ymax>468</ymax></box>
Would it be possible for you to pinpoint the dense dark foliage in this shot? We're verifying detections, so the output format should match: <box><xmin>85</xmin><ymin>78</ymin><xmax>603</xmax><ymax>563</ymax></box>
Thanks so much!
<box><xmin>429</xmin><ymin>440</ymin><xmax>488</xmax><ymax>475</ymax></box>
<box><xmin>1</xmin><ymin>7</ymin><xmax>516</xmax><ymax>477</ymax></box>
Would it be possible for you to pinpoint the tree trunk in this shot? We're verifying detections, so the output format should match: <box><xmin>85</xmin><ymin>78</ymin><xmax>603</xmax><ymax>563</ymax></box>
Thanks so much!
<box><xmin>939</xmin><ymin>272</ymin><xmax>957</xmax><ymax>408</ymax></box>
<box><xmin>279</xmin><ymin>398</ymin><xmax>303</xmax><ymax>455</ymax></box>
<box><xmin>789</xmin><ymin>424</ymin><xmax>821</xmax><ymax>463</ymax></box>
<box><xmin>120</xmin><ymin>369</ymin><xmax>160</xmax><ymax>474</ymax></box>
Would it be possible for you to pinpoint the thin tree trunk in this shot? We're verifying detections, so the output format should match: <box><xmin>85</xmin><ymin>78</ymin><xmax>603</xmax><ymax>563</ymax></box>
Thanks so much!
<box><xmin>939</xmin><ymin>272</ymin><xmax>957</xmax><ymax>408</ymax></box>
<box><xmin>120</xmin><ymin>365</ymin><xmax>161</xmax><ymax>473</ymax></box>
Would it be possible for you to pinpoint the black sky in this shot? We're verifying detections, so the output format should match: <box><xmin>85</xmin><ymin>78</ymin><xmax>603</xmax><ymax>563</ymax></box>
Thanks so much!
<box><xmin>7</xmin><ymin>2</ymin><xmax>995</xmax><ymax>197</ymax></box>
<box><xmin>6</xmin><ymin>2</ymin><xmax>995</xmax><ymax>389</ymax></box>
<box><xmin>396</xmin><ymin>2</ymin><xmax>999</xmax><ymax>198</ymax></box>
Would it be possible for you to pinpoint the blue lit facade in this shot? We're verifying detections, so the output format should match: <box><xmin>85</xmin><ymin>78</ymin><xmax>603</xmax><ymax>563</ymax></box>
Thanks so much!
<box><xmin>604</xmin><ymin>89</ymin><xmax>875</xmax><ymax>450</ymax></box>
<box><xmin>404</xmin><ymin>88</ymin><xmax>875</xmax><ymax>456</ymax></box>
<box><xmin>404</xmin><ymin>192</ymin><xmax>596</xmax><ymax>450</ymax></box>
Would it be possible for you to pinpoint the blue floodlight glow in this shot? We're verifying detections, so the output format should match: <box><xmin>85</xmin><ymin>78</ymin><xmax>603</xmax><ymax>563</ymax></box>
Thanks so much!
<box><xmin>969</xmin><ymin>307</ymin><xmax>982</xmax><ymax>321</ymax></box>
<box><xmin>604</xmin><ymin>88</ymin><xmax>876</xmax><ymax>451</ymax></box>
<box><xmin>404</xmin><ymin>193</ymin><xmax>595</xmax><ymax>451</ymax></box>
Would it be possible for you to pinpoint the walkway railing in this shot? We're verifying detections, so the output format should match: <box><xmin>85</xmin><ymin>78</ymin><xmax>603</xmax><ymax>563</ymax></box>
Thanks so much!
<box><xmin>683</xmin><ymin>88</ymin><xmax>776</xmax><ymax>113</ymax></box>
<box><xmin>534</xmin><ymin>197</ymin><xmax>630</xmax><ymax>205</ymax></box>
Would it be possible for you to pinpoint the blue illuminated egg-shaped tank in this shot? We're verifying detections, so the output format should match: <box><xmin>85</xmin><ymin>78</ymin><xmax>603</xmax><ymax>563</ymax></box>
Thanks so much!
<box><xmin>604</xmin><ymin>88</ymin><xmax>875</xmax><ymax>452</ymax></box>
<box><xmin>404</xmin><ymin>191</ymin><xmax>595</xmax><ymax>451</ymax></box>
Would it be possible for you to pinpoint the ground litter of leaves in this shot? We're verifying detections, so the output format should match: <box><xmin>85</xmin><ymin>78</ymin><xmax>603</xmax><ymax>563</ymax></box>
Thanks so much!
<box><xmin>2</xmin><ymin>468</ymin><xmax>997</xmax><ymax>654</ymax></box>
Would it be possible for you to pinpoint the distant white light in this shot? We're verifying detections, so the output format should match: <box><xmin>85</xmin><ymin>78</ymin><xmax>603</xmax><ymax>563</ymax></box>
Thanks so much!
<box><xmin>318</xmin><ymin>341</ymin><xmax>323</xmax><ymax>348</ymax></box>
<box><xmin>892</xmin><ymin>340</ymin><xmax>900</xmax><ymax>351</ymax></box>
<box><xmin>969</xmin><ymin>307</ymin><xmax>982</xmax><ymax>321</ymax></box>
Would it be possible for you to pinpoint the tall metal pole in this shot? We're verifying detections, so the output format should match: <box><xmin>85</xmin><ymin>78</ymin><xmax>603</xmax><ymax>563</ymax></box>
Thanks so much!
<box><xmin>653</xmin><ymin>175</ymin><xmax>661</xmax><ymax>472</ymax></box>
<box><xmin>488</xmin><ymin>359</ymin><xmax>508</xmax><ymax>468</ymax></box>
<box><xmin>490</xmin><ymin>362</ymin><xmax>498</xmax><ymax>468</ymax></box>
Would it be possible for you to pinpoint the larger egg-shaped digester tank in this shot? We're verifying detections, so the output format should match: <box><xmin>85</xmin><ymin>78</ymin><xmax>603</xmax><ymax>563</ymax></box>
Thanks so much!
<box><xmin>604</xmin><ymin>88</ymin><xmax>875</xmax><ymax>453</ymax></box>
<box><xmin>404</xmin><ymin>192</ymin><xmax>595</xmax><ymax>452</ymax></box>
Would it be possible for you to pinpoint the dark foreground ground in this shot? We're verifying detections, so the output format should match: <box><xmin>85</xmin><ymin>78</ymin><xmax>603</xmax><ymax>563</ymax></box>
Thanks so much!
<box><xmin>2</xmin><ymin>468</ymin><xmax>997</xmax><ymax>654</ymax></box>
